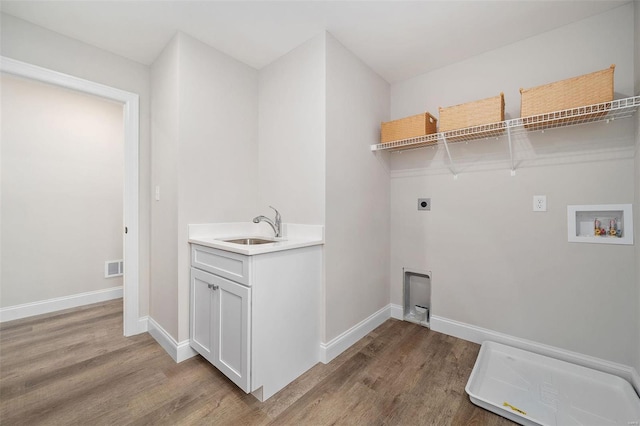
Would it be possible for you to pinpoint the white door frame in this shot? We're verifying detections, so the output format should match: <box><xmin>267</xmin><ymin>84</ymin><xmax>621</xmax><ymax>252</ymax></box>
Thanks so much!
<box><xmin>1</xmin><ymin>56</ymin><xmax>141</xmax><ymax>336</ymax></box>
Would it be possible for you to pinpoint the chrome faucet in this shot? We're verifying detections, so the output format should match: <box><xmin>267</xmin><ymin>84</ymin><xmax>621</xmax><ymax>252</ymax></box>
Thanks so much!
<box><xmin>253</xmin><ymin>206</ymin><xmax>281</xmax><ymax>237</ymax></box>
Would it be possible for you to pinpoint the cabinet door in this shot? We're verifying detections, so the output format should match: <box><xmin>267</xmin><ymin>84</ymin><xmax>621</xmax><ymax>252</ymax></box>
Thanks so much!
<box><xmin>210</xmin><ymin>273</ymin><xmax>251</xmax><ymax>393</ymax></box>
<box><xmin>190</xmin><ymin>268</ymin><xmax>214</xmax><ymax>362</ymax></box>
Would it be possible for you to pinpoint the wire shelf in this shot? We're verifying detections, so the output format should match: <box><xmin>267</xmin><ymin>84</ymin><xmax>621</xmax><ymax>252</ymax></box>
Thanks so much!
<box><xmin>371</xmin><ymin>95</ymin><xmax>640</xmax><ymax>153</ymax></box>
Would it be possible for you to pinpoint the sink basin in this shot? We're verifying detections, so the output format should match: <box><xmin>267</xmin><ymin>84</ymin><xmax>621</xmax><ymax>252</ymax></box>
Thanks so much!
<box><xmin>222</xmin><ymin>238</ymin><xmax>277</xmax><ymax>245</ymax></box>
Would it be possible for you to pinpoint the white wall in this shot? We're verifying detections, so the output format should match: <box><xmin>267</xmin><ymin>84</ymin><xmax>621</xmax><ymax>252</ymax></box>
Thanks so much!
<box><xmin>257</xmin><ymin>32</ymin><xmax>392</xmax><ymax>346</ymax></box>
<box><xmin>176</xmin><ymin>33</ymin><xmax>259</xmax><ymax>341</ymax></box>
<box><xmin>1</xmin><ymin>74</ymin><xmax>123</xmax><ymax>306</ymax></box>
<box><xmin>0</xmin><ymin>13</ymin><xmax>151</xmax><ymax>317</ymax></box>
<box><xmin>392</xmin><ymin>5</ymin><xmax>634</xmax><ymax>122</ymax></box>
<box><xmin>325</xmin><ymin>34</ymin><xmax>391</xmax><ymax>342</ymax></box>
<box><xmin>258</xmin><ymin>34</ymin><xmax>326</xmax><ymax>225</ymax></box>
<box><xmin>389</xmin><ymin>4</ymin><xmax>638</xmax><ymax>366</ymax></box>
<box><xmin>391</xmin><ymin>162</ymin><xmax>636</xmax><ymax>365</ymax></box>
<box><xmin>150</xmin><ymin>33</ymin><xmax>259</xmax><ymax>342</ymax></box>
<box><xmin>150</xmin><ymin>36</ymin><xmax>180</xmax><ymax>338</ymax></box>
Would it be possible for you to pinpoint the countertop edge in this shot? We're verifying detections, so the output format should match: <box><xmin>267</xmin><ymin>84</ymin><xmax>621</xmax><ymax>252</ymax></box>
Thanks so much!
<box><xmin>188</xmin><ymin>237</ymin><xmax>324</xmax><ymax>256</ymax></box>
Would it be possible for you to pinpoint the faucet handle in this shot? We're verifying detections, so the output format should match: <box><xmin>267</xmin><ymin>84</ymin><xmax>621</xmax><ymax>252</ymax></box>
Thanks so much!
<box><xmin>269</xmin><ymin>206</ymin><xmax>280</xmax><ymax>220</ymax></box>
<box><xmin>268</xmin><ymin>206</ymin><xmax>282</xmax><ymax>237</ymax></box>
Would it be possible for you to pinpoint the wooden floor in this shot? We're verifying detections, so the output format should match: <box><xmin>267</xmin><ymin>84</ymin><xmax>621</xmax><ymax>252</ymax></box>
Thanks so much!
<box><xmin>0</xmin><ymin>299</ymin><xmax>514</xmax><ymax>425</ymax></box>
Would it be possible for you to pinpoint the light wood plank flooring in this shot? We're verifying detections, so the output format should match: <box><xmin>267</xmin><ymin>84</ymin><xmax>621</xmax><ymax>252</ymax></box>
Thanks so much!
<box><xmin>0</xmin><ymin>299</ymin><xmax>514</xmax><ymax>425</ymax></box>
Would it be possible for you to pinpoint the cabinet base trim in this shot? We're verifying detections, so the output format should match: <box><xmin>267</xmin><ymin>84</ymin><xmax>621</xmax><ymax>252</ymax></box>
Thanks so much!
<box><xmin>147</xmin><ymin>317</ymin><xmax>198</xmax><ymax>363</ymax></box>
<box><xmin>320</xmin><ymin>304</ymin><xmax>390</xmax><ymax>364</ymax></box>
<box><xmin>0</xmin><ymin>286</ymin><xmax>123</xmax><ymax>323</ymax></box>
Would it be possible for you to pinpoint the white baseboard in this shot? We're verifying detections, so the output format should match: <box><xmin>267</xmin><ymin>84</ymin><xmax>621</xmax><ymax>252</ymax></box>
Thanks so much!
<box><xmin>430</xmin><ymin>315</ymin><xmax>640</xmax><ymax>393</ymax></box>
<box><xmin>142</xmin><ymin>303</ymin><xmax>640</xmax><ymax>396</ymax></box>
<box><xmin>320</xmin><ymin>304</ymin><xmax>391</xmax><ymax>364</ymax></box>
<box><xmin>147</xmin><ymin>317</ymin><xmax>197</xmax><ymax>363</ymax></box>
<box><xmin>177</xmin><ymin>340</ymin><xmax>198</xmax><ymax>362</ymax></box>
<box><xmin>0</xmin><ymin>286</ymin><xmax>123</xmax><ymax>323</ymax></box>
<box><xmin>390</xmin><ymin>303</ymin><xmax>403</xmax><ymax>320</ymax></box>
<box><xmin>137</xmin><ymin>315</ymin><xmax>149</xmax><ymax>334</ymax></box>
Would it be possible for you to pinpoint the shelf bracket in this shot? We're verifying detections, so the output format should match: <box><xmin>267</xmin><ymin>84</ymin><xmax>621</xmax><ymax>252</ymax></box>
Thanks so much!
<box><xmin>506</xmin><ymin>124</ymin><xmax>515</xmax><ymax>176</ymax></box>
<box><xmin>441</xmin><ymin>134</ymin><xmax>457</xmax><ymax>178</ymax></box>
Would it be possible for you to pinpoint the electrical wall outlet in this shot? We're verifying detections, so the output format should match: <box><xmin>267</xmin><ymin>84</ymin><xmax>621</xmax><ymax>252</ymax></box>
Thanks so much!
<box><xmin>533</xmin><ymin>195</ymin><xmax>547</xmax><ymax>212</ymax></box>
<box><xmin>418</xmin><ymin>198</ymin><xmax>431</xmax><ymax>211</ymax></box>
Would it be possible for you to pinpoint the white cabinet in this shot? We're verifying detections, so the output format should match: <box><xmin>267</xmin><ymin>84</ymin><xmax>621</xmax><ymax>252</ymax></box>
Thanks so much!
<box><xmin>190</xmin><ymin>267</ymin><xmax>251</xmax><ymax>392</ymax></box>
<box><xmin>190</xmin><ymin>243</ymin><xmax>321</xmax><ymax>401</ymax></box>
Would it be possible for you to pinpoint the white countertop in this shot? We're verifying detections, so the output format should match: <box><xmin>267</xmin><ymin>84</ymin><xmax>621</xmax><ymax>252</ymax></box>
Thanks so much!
<box><xmin>188</xmin><ymin>222</ymin><xmax>324</xmax><ymax>255</ymax></box>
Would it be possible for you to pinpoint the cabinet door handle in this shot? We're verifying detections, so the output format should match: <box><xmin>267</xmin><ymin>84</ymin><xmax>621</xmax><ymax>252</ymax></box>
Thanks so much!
<box><xmin>208</xmin><ymin>284</ymin><xmax>219</xmax><ymax>291</ymax></box>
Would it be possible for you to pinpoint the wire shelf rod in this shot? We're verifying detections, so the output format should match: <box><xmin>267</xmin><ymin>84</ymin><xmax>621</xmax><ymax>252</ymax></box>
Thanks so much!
<box><xmin>441</xmin><ymin>134</ymin><xmax>457</xmax><ymax>177</ymax></box>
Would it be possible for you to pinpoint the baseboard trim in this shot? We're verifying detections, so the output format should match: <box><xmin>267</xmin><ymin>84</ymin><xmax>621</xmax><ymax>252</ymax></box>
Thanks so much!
<box><xmin>390</xmin><ymin>303</ymin><xmax>403</xmax><ymax>320</ymax></box>
<box><xmin>177</xmin><ymin>340</ymin><xmax>198</xmax><ymax>362</ymax></box>
<box><xmin>147</xmin><ymin>317</ymin><xmax>197</xmax><ymax>363</ymax></box>
<box><xmin>137</xmin><ymin>315</ymin><xmax>149</xmax><ymax>334</ymax></box>
<box><xmin>431</xmin><ymin>315</ymin><xmax>639</xmax><ymax>393</ymax></box>
<box><xmin>320</xmin><ymin>305</ymin><xmax>390</xmax><ymax>364</ymax></box>
<box><xmin>0</xmin><ymin>286</ymin><xmax>123</xmax><ymax>323</ymax></box>
<box><xmin>319</xmin><ymin>306</ymin><xmax>639</xmax><ymax>394</ymax></box>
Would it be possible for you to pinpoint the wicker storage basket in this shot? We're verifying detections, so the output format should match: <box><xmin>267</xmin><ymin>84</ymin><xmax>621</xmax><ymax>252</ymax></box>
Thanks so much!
<box><xmin>520</xmin><ymin>65</ymin><xmax>614</xmax><ymax>129</ymax></box>
<box><xmin>380</xmin><ymin>112</ymin><xmax>437</xmax><ymax>143</ymax></box>
<box><xmin>438</xmin><ymin>93</ymin><xmax>505</xmax><ymax>141</ymax></box>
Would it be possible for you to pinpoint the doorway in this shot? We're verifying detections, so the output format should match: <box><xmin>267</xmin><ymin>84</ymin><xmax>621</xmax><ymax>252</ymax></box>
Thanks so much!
<box><xmin>0</xmin><ymin>57</ymin><xmax>140</xmax><ymax>336</ymax></box>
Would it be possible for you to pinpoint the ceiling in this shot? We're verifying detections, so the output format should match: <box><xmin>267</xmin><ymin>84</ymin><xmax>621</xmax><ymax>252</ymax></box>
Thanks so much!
<box><xmin>0</xmin><ymin>1</ymin><xmax>630</xmax><ymax>83</ymax></box>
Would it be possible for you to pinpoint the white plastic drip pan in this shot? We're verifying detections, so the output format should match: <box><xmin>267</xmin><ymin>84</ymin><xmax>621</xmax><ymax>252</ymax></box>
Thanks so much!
<box><xmin>465</xmin><ymin>341</ymin><xmax>640</xmax><ymax>426</ymax></box>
